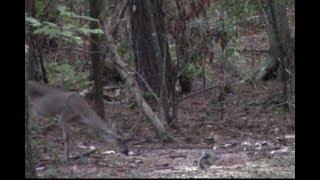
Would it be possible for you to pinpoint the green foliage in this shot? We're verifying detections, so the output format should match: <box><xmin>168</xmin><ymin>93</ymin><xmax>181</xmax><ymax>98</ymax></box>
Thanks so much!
<box><xmin>25</xmin><ymin>4</ymin><xmax>103</xmax><ymax>45</ymax></box>
<box><xmin>210</xmin><ymin>0</ymin><xmax>260</xmax><ymax>20</ymax></box>
<box><xmin>45</xmin><ymin>62</ymin><xmax>90</xmax><ymax>90</ymax></box>
<box><xmin>30</xmin><ymin>139</ymin><xmax>42</xmax><ymax>162</ymax></box>
<box><xmin>47</xmin><ymin>165</ymin><xmax>59</xmax><ymax>177</ymax></box>
<box><xmin>186</xmin><ymin>63</ymin><xmax>202</xmax><ymax>77</ymax></box>
<box><xmin>34</xmin><ymin>0</ymin><xmax>53</xmax><ymax>18</ymax></box>
<box><xmin>143</xmin><ymin>91</ymin><xmax>155</xmax><ymax>102</ymax></box>
<box><xmin>126</xmin><ymin>52</ymin><xmax>135</xmax><ymax>67</ymax></box>
<box><xmin>25</xmin><ymin>16</ymin><xmax>42</xmax><ymax>27</ymax></box>
<box><xmin>28</xmin><ymin>115</ymin><xmax>39</xmax><ymax>135</ymax></box>
<box><xmin>168</xmin><ymin>43</ymin><xmax>177</xmax><ymax>63</ymax></box>
<box><xmin>185</xmin><ymin>62</ymin><xmax>213</xmax><ymax>81</ymax></box>
<box><xmin>28</xmin><ymin>117</ymin><xmax>42</xmax><ymax>161</ymax></box>
<box><xmin>188</xmin><ymin>19</ymin><xmax>208</xmax><ymax>38</ymax></box>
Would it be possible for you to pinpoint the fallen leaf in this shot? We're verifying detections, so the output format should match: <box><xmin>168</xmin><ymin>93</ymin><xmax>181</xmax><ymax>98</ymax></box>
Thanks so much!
<box><xmin>102</xmin><ymin>150</ymin><xmax>115</xmax><ymax>155</ymax></box>
<box><xmin>36</xmin><ymin>167</ymin><xmax>45</xmax><ymax>171</ymax></box>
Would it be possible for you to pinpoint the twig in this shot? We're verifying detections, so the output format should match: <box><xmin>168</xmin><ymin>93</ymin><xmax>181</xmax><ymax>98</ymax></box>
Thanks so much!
<box><xmin>238</xmin><ymin>49</ymin><xmax>269</xmax><ymax>53</ymax></box>
<box><xmin>214</xmin><ymin>123</ymin><xmax>253</xmax><ymax>136</ymax></box>
<box><xmin>266</xmin><ymin>102</ymin><xmax>289</xmax><ymax>111</ymax></box>
<box><xmin>68</xmin><ymin>149</ymin><xmax>98</xmax><ymax>160</ymax></box>
<box><xmin>38</xmin><ymin>122</ymin><xmax>58</xmax><ymax>131</ymax></box>
<box><xmin>38</xmin><ymin>48</ymin><xmax>105</xmax><ymax>57</ymax></box>
<box><xmin>126</xmin><ymin>66</ymin><xmax>160</xmax><ymax>103</ymax></box>
<box><xmin>127</xmin><ymin>107</ymin><xmax>143</xmax><ymax>136</ymax></box>
<box><xmin>113</xmin><ymin>112</ymin><xmax>139</xmax><ymax>117</ymax></box>
<box><xmin>177</xmin><ymin>85</ymin><xmax>221</xmax><ymax>102</ymax></box>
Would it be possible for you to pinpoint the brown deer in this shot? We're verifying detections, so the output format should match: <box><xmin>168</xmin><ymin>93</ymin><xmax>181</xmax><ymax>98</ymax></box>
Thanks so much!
<box><xmin>26</xmin><ymin>80</ymin><xmax>129</xmax><ymax>164</ymax></box>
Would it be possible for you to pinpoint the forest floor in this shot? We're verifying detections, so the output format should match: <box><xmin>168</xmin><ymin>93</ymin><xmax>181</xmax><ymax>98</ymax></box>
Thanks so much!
<box><xmin>32</xmin><ymin>74</ymin><xmax>295</xmax><ymax>178</ymax></box>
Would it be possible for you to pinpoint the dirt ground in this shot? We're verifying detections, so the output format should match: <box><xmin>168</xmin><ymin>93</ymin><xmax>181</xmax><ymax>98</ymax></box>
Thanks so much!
<box><xmin>32</xmin><ymin>76</ymin><xmax>295</xmax><ymax>178</ymax></box>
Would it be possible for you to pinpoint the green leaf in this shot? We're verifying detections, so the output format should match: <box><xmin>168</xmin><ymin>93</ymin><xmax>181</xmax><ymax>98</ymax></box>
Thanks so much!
<box><xmin>61</xmin><ymin>30</ymin><xmax>74</xmax><ymax>38</ymax></box>
<box><xmin>92</xmin><ymin>29</ymin><xmax>104</xmax><ymax>34</ymax></box>
<box><xmin>74</xmin><ymin>15</ymin><xmax>98</xmax><ymax>22</ymax></box>
<box><xmin>42</xmin><ymin>22</ymin><xmax>59</xmax><ymax>28</ymax></box>
<box><xmin>77</xmin><ymin>27</ymin><xmax>91</xmax><ymax>35</ymax></box>
<box><xmin>25</xmin><ymin>16</ymin><xmax>41</xmax><ymax>27</ymax></box>
<box><xmin>57</xmin><ymin>5</ymin><xmax>66</xmax><ymax>14</ymax></box>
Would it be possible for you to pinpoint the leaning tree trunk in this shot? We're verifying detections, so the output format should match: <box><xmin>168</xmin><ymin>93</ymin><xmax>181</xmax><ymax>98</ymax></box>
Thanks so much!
<box><xmin>89</xmin><ymin>0</ymin><xmax>105</xmax><ymax>118</ymax></box>
<box><xmin>100</xmin><ymin>20</ymin><xmax>173</xmax><ymax>142</ymax></box>
<box><xmin>260</xmin><ymin>0</ymin><xmax>294</xmax><ymax>81</ymax></box>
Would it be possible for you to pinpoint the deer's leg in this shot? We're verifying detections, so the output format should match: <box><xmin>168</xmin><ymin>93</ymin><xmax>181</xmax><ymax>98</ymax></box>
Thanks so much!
<box><xmin>60</xmin><ymin>121</ymin><xmax>71</xmax><ymax>165</ymax></box>
<box><xmin>68</xmin><ymin>134</ymin><xmax>89</xmax><ymax>164</ymax></box>
<box><xmin>60</xmin><ymin>112</ymin><xmax>89</xmax><ymax>164</ymax></box>
<box><xmin>59</xmin><ymin>112</ymin><xmax>74</xmax><ymax>165</ymax></box>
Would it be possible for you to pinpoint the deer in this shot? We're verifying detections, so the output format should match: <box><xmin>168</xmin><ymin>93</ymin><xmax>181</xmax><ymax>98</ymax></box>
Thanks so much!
<box><xmin>26</xmin><ymin>80</ymin><xmax>129</xmax><ymax>165</ymax></box>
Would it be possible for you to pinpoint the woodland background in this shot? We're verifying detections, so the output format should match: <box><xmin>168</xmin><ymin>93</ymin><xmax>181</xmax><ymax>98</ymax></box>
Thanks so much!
<box><xmin>25</xmin><ymin>0</ymin><xmax>295</xmax><ymax>178</ymax></box>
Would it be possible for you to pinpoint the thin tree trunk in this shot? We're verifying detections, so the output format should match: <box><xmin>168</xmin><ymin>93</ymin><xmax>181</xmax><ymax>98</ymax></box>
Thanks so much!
<box><xmin>175</xmin><ymin>0</ymin><xmax>192</xmax><ymax>93</ymax></box>
<box><xmin>89</xmin><ymin>0</ymin><xmax>105</xmax><ymax>118</ymax></box>
<box><xmin>25</xmin><ymin>85</ymin><xmax>37</xmax><ymax>178</ymax></box>
<box><xmin>146</xmin><ymin>0</ymin><xmax>176</xmax><ymax>128</ymax></box>
<box><xmin>25</xmin><ymin>41</ymin><xmax>37</xmax><ymax>178</ymax></box>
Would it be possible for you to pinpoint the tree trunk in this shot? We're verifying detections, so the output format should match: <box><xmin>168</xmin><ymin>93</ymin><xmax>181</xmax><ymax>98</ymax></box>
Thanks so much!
<box><xmin>128</xmin><ymin>0</ymin><xmax>174</xmax><ymax>96</ymax></box>
<box><xmin>25</xmin><ymin>84</ymin><xmax>37</xmax><ymax>178</ymax></box>
<box><xmin>25</xmin><ymin>32</ymin><xmax>37</xmax><ymax>178</ymax></box>
<box><xmin>25</xmin><ymin>80</ymin><xmax>37</xmax><ymax>178</ymax></box>
<box><xmin>175</xmin><ymin>0</ymin><xmax>192</xmax><ymax>93</ymax></box>
<box><xmin>261</xmin><ymin>0</ymin><xmax>294</xmax><ymax>110</ymax></box>
<box><xmin>25</xmin><ymin>1</ymin><xmax>41</xmax><ymax>176</ymax></box>
<box><xmin>128</xmin><ymin>0</ymin><xmax>176</xmax><ymax>127</ymax></box>
<box><xmin>26</xmin><ymin>0</ymin><xmax>48</xmax><ymax>83</ymax></box>
<box><xmin>100</xmin><ymin>21</ymin><xmax>173</xmax><ymax>142</ymax></box>
<box><xmin>89</xmin><ymin>0</ymin><xmax>105</xmax><ymax>118</ymax></box>
<box><xmin>260</xmin><ymin>0</ymin><xmax>294</xmax><ymax>81</ymax></box>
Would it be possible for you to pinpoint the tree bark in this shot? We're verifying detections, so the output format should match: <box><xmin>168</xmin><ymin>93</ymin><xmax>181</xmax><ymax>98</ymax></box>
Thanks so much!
<box><xmin>25</xmin><ymin>85</ymin><xmax>37</xmax><ymax>178</ymax></box>
<box><xmin>25</xmin><ymin>79</ymin><xmax>37</xmax><ymax>178</ymax></box>
<box><xmin>175</xmin><ymin>0</ymin><xmax>192</xmax><ymax>93</ymax></box>
<box><xmin>89</xmin><ymin>0</ymin><xmax>105</xmax><ymax>118</ymax></box>
<box><xmin>25</xmin><ymin>33</ymin><xmax>37</xmax><ymax>178</ymax></box>
<box><xmin>260</xmin><ymin>0</ymin><xmax>294</xmax><ymax>81</ymax></box>
<box><xmin>26</xmin><ymin>0</ymin><xmax>48</xmax><ymax>83</ymax></box>
<box><xmin>101</xmin><ymin>21</ymin><xmax>173</xmax><ymax>142</ymax></box>
<box><xmin>128</xmin><ymin>0</ymin><xmax>176</xmax><ymax>127</ymax></box>
<box><xmin>260</xmin><ymin>0</ymin><xmax>294</xmax><ymax>110</ymax></box>
<box><xmin>128</xmin><ymin>0</ymin><xmax>174</xmax><ymax>96</ymax></box>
